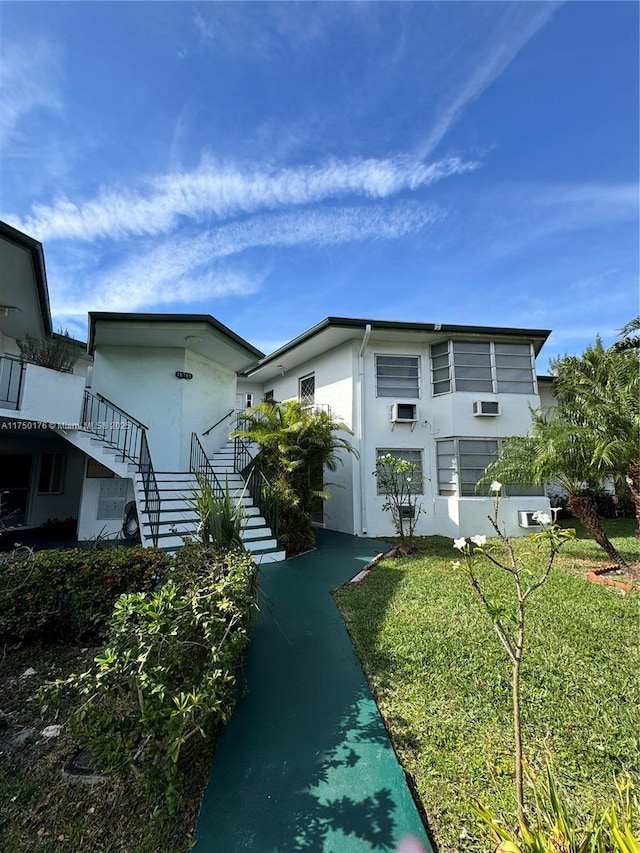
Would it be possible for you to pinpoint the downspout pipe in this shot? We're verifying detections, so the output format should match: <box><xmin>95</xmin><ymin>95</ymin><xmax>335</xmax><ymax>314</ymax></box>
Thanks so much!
<box><xmin>358</xmin><ymin>324</ymin><xmax>371</xmax><ymax>535</ymax></box>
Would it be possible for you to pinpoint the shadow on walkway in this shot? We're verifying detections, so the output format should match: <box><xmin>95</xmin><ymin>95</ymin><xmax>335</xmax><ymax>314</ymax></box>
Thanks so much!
<box><xmin>194</xmin><ymin>530</ymin><xmax>432</xmax><ymax>852</ymax></box>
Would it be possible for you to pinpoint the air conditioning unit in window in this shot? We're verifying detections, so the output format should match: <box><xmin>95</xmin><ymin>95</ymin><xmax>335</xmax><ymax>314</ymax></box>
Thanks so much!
<box><xmin>518</xmin><ymin>511</ymin><xmax>541</xmax><ymax>528</ymax></box>
<box><xmin>473</xmin><ymin>400</ymin><xmax>501</xmax><ymax>417</ymax></box>
<box><xmin>390</xmin><ymin>403</ymin><xmax>418</xmax><ymax>423</ymax></box>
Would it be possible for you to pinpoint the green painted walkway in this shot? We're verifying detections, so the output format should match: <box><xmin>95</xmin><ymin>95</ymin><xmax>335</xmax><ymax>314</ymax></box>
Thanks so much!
<box><xmin>194</xmin><ymin>530</ymin><xmax>432</xmax><ymax>853</ymax></box>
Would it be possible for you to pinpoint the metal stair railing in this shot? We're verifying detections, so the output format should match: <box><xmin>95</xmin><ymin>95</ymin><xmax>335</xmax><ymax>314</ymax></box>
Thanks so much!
<box><xmin>190</xmin><ymin>433</ymin><xmax>224</xmax><ymax>499</ymax></box>
<box><xmin>232</xmin><ymin>414</ymin><xmax>281</xmax><ymax>542</ymax></box>
<box><xmin>80</xmin><ymin>390</ymin><xmax>160</xmax><ymax>547</ymax></box>
<box><xmin>139</xmin><ymin>432</ymin><xmax>160</xmax><ymax>548</ymax></box>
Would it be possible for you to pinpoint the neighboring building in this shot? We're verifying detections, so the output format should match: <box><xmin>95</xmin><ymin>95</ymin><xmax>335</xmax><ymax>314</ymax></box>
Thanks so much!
<box><xmin>1</xmin><ymin>221</ymin><xmax>554</xmax><ymax>552</ymax></box>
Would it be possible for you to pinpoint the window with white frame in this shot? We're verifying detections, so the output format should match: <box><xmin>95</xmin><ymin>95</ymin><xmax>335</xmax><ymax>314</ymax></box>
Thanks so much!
<box><xmin>436</xmin><ymin>438</ymin><xmax>543</xmax><ymax>497</ymax></box>
<box><xmin>376</xmin><ymin>355</ymin><xmax>420</xmax><ymax>397</ymax></box>
<box><xmin>299</xmin><ymin>374</ymin><xmax>315</xmax><ymax>407</ymax></box>
<box><xmin>376</xmin><ymin>449</ymin><xmax>424</xmax><ymax>494</ymax></box>
<box><xmin>38</xmin><ymin>452</ymin><xmax>65</xmax><ymax>494</ymax></box>
<box><xmin>430</xmin><ymin>341</ymin><xmax>535</xmax><ymax>395</ymax></box>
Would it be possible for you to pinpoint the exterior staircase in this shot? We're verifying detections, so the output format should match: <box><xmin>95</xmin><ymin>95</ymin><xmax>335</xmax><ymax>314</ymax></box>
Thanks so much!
<box><xmin>136</xmin><ymin>462</ymin><xmax>286</xmax><ymax>563</ymax></box>
<box><xmin>57</xmin><ymin>394</ymin><xmax>285</xmax><ymax>562</ymax></box>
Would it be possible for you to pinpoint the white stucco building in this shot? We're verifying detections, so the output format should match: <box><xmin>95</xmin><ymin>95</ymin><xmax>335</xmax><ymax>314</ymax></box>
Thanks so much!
<box><xmin>1</xmin><ymin>221</ymin><xmax>554</xmax><ymax>555</ymax></box>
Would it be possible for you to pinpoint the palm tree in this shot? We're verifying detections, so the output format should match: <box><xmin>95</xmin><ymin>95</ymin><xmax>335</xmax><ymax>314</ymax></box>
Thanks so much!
<box><xmin>232</xmin><ymin>400</ymin><xmax>357</xmax><ymax>555</ymax></box>
<box><xmin>552</xmin><ymin>339</ymin><xmax>640</xmax><ymax>536</ymax></box>
<box><xmin>483</xmin><ymin>410</ymin><xmax>631</xmax><ymax>570</ymax></box>
<box><xmin>612</xmin><ymin>316</ymin><xmax>640</xmax><ymax>352</ymax></box>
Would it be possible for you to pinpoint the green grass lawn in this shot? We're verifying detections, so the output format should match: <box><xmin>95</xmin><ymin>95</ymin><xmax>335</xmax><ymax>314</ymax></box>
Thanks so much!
<box><xmin>334</xmin><ymin>519</ymin><xmax>640</xmax><ymax>852</ymax></box>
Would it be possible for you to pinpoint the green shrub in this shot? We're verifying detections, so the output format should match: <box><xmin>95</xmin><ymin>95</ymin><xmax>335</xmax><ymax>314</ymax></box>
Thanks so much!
<box><xmin>0</xmin><ymin>546</ymin><xmax>169</xmax><ymax>642</ymax></box>
<box><xmin>41</xmin><ymin>545</ymin><xmax>257</xmax><ymax>805</ymax></box>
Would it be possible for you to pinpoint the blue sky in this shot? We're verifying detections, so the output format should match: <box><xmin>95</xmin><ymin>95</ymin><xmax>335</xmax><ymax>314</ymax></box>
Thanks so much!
<box><xmin>1</xmin><ymin>1</ymin><xmax>637</xmax><ymax>371</ymax></box>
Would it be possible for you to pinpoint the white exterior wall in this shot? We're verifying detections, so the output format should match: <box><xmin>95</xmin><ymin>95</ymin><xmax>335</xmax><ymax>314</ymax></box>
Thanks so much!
<box><xmin>260</xmin><ymin>342</ymin><xmax>357</xmax><ymax>534</ymax></box>
<box><xmin>91</xmin><ymin>346</ymin><xmax>237</xmax><ymax>471</ymax></box>
<box><xmin>77</xmin><ymin>470</ymin><xmax>136</xmax><ymax>541</ymax></box>
<box><xmin>0</xmin><ymin>362</ymin><xmax>87</xmax><ymax>425</ymax></box>
<box><xmin>259</xmin><ymin>336</ymin><xmax>551</xmax><ymax>540</ymax></box>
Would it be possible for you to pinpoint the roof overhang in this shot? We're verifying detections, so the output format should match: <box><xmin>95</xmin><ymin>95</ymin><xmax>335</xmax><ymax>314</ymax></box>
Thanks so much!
<box><xmin>89</xmin><ymin>313</ymin><xmax>264</xmax><ymax>373</ymax></box>
<box><xmin>0</xmin><ymin>220</ymin><xmax>53</xmax><ymax>340</ymax></box>
<box><xmin>243</xmin><ymin>316</ymin><xmax>552</xmax><ymax>383</ymax></box>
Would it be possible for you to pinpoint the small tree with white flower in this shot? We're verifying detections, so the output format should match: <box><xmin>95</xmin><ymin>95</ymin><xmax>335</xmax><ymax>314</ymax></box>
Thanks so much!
<box><xmin>375</xmin><ymin>454</ymin><xmax>425</xmax><ymax>542</ymax></box>
<box><xmin>451</xmin><ymin>482</ymin><xmax>574</xmax><ymax>823</ymax></box>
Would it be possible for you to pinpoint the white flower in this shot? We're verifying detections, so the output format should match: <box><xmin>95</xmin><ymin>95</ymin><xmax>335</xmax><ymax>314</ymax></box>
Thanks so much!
<box><xmin>470</xmin><ymin>534</ymin><xmax>487</xmax><ymax>547</ymax></box>
<box><xmin>532</xmin><ymin>511</ymin><xmax>551</xmax><ymax>526</ymax></box>
<box><xmin>490</xmin><ymin>481</ymin><xmax>502</xmax><ymax>493</ymax></box>
<box><xmin>453</xmin><ymin>537</ymin><xmax>467</xmax><ymax>551</ymax></box>
<box><xmin>451</xmin><ymin>560</ymin><xmax>461</xmax><ymax>570</ymax></box>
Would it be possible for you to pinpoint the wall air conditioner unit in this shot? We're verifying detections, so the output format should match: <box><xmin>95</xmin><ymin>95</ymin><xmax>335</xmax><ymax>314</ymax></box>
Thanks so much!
<box><xmin>473</xmin><ymin>400</ymin><xmax>500</xmax><ymax>417</ymax></box>
<box><xmin>390</xmin><ymin>403</ymin><xmax>418</xmax><ymax>423</ymax></box>
<box><xmin>518</xmin><ymin>511</ymin><xmax>541</xmax><ymax>528</ymax></box>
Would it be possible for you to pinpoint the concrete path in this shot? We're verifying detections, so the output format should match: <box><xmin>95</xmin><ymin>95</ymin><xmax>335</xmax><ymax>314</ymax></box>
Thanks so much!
<box><xmin>194</xmin><ymin>530</ymin><xmax>432</xmax><ymax>852</ymax></box>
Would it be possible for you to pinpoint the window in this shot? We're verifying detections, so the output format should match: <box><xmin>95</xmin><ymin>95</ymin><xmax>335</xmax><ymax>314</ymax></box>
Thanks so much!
<box><xmin>376</xmin><ymin>449</ymin><xmax>424</xmax><ymax>494</ymax></box>
<box><xmin>299</xmin><ymin>374</ymin><xmax>315</xmax><ymax>407</ymax></box>
<box><xmin>436</xmin><ymin>438</ymin><xmax>543</xmax><ymax>497</ymax></box>
<box><xmin>430</xmin><ymin>341</ymin><xmax>535</xmax><ymax>395</ymax></box>
<box><xmin>376</xmin><ymin>355</ymin><xmax>420</xmax><ymax>398</ymax></box>
<box><xmin>38</xmin><ymin>452</ymin><xmax>65</xmax><ymax>494</ymax></box>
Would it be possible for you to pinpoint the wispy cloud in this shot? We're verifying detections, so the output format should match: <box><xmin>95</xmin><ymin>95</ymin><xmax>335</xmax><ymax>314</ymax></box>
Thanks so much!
<box><xmin>0</xmin><ymin>38</ymin><xmax>62</xmax><ymax>150</ymax></box>
<box><xmin>417</xmin><ymin>4</ymin><xmax>560</xmax><ymax>158</ymax></box>
<box><xmin>51</xmin><ymin>201</ymin><xmax>443</xmax><ymax>316</ymax></box>
<box><xmin>7</xmin><ymin>155</ymin><xmax>474</xmax><ymax>243</ymax></box>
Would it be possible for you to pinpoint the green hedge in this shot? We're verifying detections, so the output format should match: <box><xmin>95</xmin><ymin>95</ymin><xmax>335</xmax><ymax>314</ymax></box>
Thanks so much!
<box><xmin>0</xmin><ymin>547</ymin><xmax>169</xmax><ymax>642</ymax></box>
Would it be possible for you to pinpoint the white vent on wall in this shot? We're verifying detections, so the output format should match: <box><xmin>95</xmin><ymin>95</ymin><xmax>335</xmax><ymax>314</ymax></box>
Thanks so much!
<box><xmin>473</xmin><ymin>400</ymin><xmax>501</xmax><ymax>417</ymax></box>
<box><xmin>391</xmin><ymin>403</ymin><xmax>418</xmax><ymax>423</ymax></box>
<box><xmin>518</xmin><ymin>511</ymin><xmax>541</xmax><ymax>528</ymax></box>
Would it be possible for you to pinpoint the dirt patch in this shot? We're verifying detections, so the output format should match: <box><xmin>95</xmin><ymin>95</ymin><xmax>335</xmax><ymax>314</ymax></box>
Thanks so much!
<box><xmin>588</xmin><ymin>563</ymin><xmax>640</xmax><ymax>592</ymax></box>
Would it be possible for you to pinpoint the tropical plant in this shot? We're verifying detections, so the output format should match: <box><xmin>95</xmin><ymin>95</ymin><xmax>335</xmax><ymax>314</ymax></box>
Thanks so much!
<box><xmin>551</xmin><ymin>338</ymin><xmax>640</xmax><ymax>537</ymax></box>
<box><xmin>476</xmin><ymin>767</ymin><xmax>640</xmax><ymax>852</ymax></box>
<box><xmin>483</xmin><ymin>338</ymin><xmax>639</xmax><ymax>566</ymax></box>
<box><xmin>232</xmin><ymin>400</ymin><xmax>357</xmax><ymax>555</ymax></box>
<box><xmin>612</xmin><ymin>316</ymin><xmax>640</xmax><ymax>353</ymax></box>
<box><xmin>451</xmin><ymin>488</ymin><xmax>574</xmax><ymax>821</ymax></box>
<box><xmin>187</xmin><ymin>472</ymin><xmax>246</xmax><ymax>551</ymax></box>
<box><xmin>374</xmin><ymin>453</ymin><xmax>424</xmax><ymax>541</ymax></box>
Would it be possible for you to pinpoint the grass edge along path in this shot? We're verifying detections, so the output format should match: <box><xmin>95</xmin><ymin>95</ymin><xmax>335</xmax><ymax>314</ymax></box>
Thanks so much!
<box><xmin>335</xmin><ymin>521</ymin><xmax>640</xmax><ymax>853</ymax></box>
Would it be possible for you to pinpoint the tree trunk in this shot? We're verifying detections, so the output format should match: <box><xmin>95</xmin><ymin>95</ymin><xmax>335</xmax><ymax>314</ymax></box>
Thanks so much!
<box><xmin>568</xmin><ymin>495</ymin><xmax>629</xmax><ymax>569</ymax></box>
<box><xmin>625</xmin><ymin>461</ymin><xmax>640</xmax><ymax>539</ymax></box>
<box><xmin>513</xmin><ymin>653</ymin><xmax>525</xmax><ymax>824</ymax></box>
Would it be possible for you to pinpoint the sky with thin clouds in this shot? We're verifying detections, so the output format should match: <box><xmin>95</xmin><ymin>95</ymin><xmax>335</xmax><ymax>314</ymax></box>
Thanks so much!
<box><xmin>1</xmin><ymin>1</ymin><xmax>637</xmax><ymax>370</ymax></box>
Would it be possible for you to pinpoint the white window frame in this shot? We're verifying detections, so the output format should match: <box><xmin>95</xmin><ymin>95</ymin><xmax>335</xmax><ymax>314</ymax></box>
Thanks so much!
<box><xmin>375</xmin><ymin>354</ymin><xmax>420</xmax><ymax>398</ymax></box>
<box><xmin>436</xmin><ymin>438</ymin><xmax>544</xmax><ymax>497</ymax></box>
<box><xmin>376</xmin><ymin>448</ymin><xmax>424</xmax><ymax>495</ymax></box>
<box><xmin>299</xmin><ymin>373</ymin><xmax>315</xmax><ymax>407</ymax></box>
<box><xmin>430</xmin><ymin>341</ymin><xmax>536</xmax><ymax>396</ymax></box>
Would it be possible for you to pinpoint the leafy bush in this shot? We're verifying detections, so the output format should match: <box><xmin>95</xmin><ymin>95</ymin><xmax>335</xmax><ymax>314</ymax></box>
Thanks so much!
<box><xmin>41</xmin><ymin>545</ymin><xmax>257</xmax><ymax>805</ymax></box>
<box><xmin>0</xmin><ymin>547</ymin><xmax>168</xmax><ymax>642</ymax></box>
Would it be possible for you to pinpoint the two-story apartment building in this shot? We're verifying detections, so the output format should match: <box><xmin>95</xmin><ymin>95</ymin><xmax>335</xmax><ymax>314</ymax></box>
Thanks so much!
<box><xmin>239</xmin><ymin>317</ymin><xmax>551</xmax><ymax>540</ymax></box>
<box><xmin>1</xmin><ymin>221</ymin><xmax>553</xmax><ymax>553</ymax></box>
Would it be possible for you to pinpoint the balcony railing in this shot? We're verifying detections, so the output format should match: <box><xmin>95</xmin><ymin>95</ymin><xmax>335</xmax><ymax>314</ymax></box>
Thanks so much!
<box><xmin>0</xmin><ymin>356</ymin><xmax>25</xmax><ymax>410</ymax></box>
